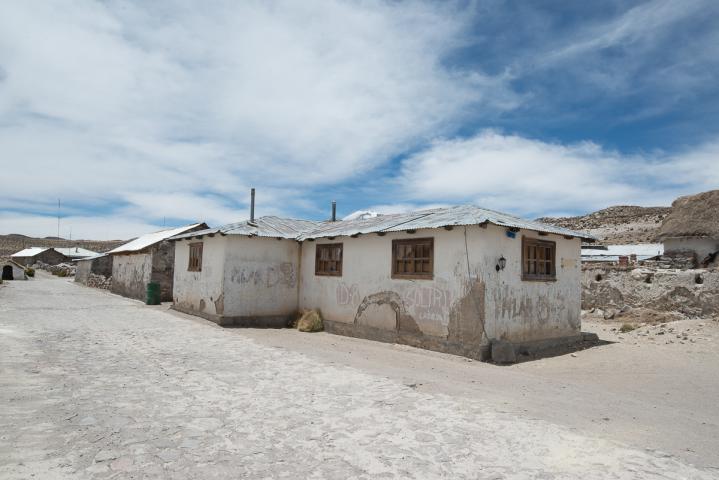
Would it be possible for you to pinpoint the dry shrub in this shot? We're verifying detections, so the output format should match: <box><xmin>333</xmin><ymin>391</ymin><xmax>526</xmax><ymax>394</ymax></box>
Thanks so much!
<box><xmin>297</xmin><ymin>310</ymin><xmax>323</xmax><ymax>332</ymax></box>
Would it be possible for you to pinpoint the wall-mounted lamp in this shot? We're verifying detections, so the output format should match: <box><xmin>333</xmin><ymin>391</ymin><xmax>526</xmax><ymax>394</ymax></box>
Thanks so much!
<box><xmin>496</xmin><ymin>255</ymin><xmax>506</xmax><ymax>272</ymax></box>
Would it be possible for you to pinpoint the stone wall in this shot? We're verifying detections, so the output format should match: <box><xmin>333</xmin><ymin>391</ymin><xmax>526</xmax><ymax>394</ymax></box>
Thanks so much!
<box><xmin>75</xmin><ymin>255</ymin><xmax>112</xmax><ymax>285</ymax></box>
<box><xmin>582</xmin><ymin>266</ymin><xmax>719</xmax><ymax>318</ymax></box>
<box><xmin>150</xmin><ymin>242</ymin><xmax>175</xmax><ymax>302</ymax></box>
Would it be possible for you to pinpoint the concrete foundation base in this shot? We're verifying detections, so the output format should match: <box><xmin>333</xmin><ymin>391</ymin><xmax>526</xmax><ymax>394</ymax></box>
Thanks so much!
<box><xmin>324</xmin><ymin>320</ymin><xmax>588</xmax><ymax>363</ymax></box>
<box><xmin>171</xmin><ymin>305</ymin><xmax>292</xmax><ymax>328</ymax></box>
<box><xmin>323</xmin><ymin>319</ymin><xmax>491</xmax><ymax>361</ymax></box>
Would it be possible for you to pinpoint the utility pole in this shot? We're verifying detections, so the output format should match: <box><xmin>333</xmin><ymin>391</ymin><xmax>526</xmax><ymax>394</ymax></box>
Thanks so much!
<box><xmin>57</xmin><ymin>199</ymin><xmax>61</xmax><ymax>239</ymax></box>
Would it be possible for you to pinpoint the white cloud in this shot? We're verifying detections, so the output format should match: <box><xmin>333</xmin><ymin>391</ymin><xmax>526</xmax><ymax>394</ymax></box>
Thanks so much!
<box><xmin>396</xmin><ymin>130</ymin><xmax>719</xmax><ymax>217</ymax></box>
<box><xmin>0</xmin><ymin>0</ymin><xmax>513</xmax><ymax>236</ymax></box>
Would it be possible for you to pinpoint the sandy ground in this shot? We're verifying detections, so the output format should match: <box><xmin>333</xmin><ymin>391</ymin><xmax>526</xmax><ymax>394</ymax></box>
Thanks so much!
<box><xmin>1</xmin><ymin>274</ymin><xmax>718</xmax><ymax>479</ymax></box>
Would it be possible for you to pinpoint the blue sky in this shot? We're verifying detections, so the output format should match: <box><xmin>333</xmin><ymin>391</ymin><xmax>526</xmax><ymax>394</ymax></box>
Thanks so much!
<box><xmin>1</xmin><ymin>0</ymin><xmax>718</xmax><ymax>239</ymax></box>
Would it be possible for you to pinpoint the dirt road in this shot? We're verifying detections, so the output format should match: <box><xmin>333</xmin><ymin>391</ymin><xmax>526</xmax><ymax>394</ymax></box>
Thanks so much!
<box><xmin>1</xmin><ymin>275</ymin><xmax>717</xmax><ymax>478</ymax></box>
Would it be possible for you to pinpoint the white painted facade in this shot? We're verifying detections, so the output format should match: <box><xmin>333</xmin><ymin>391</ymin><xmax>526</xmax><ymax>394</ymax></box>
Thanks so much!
<box><xmin>663</xmin><ymin>237</ymin><xmax>719</xmax><ymax>261</ymax></box>
<box><xmin>171</xmin><ymin>223</ymin><xmax>582</xmax><ymax>358</ymax></box>
<box><xmin>298</xmin><ymin>224</ymin><xmax>581</xmax><ymax>347</ymax></box>
<box><xmin>173</xmin><ymin>235</ymin><xmax>300</xmax><ymax>325</ymax></box>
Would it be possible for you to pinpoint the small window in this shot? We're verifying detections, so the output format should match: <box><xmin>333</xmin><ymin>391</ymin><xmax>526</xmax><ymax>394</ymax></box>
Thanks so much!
<box><xmin>315</xmin><ymin>243</ymin><xmax>343</xmax><ymax>276</ymax></box>
<box><xmin>392</xmin><ymin>238</ymin><xmax>433</xmax><ymax>279</ymax></box>
<box><xmin>522</xmin><ymin>237</ymin><xmax>555</xmax><ymax>281</ymax></box>
<box><xmin>188</xmin><ymin>242</ymin><xmax>203</xmax><ymax>272</ymax></box>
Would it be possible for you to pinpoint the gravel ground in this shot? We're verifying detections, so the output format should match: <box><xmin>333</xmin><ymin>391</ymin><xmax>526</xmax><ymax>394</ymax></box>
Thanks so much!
<box><xmin>0</xmin><ymin>274</ymin><xmax>716</xmax><ymax>479</ymax></box>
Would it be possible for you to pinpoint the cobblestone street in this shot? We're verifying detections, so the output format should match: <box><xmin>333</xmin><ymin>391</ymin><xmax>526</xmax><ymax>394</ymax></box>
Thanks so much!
<box><xmin>0</xmin><ymin>276</ymin><xmax>714</xmax><ymax>479</ymax></box>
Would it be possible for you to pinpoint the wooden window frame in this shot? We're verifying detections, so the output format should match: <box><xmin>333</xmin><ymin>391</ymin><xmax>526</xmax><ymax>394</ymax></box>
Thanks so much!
<box><xmin>522</xmin><ymin>236</ymin><xmax>556</xmax><ymax>281</ymax></box>
<box><xmin>391</xmin><ymin>237</ymin><xmax>434</xmax><ymax>280</ymax></box>
<box><xmin>188</xmin><ymin>242</ymin><xmax>203</xmax><ymax>272</ymax></box>
<box><xmin>315</xmin><ymin>243</ymin><xmax>343</xmax><ymax>276</ymax></box>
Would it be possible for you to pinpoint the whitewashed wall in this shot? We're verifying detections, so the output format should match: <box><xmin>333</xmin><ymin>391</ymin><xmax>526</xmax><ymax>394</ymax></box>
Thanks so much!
<box><xmin>173</xmin><ymin>236</ymin><xmax>227</xmax><ymax>318</ymax></box>
<box><xmin>222</xmin><ymin>236</ymin><xmax>300</xmax><ymax>319</ymax></box>
<box><xmin>111</xmin><ymin>253</ymin><xmax>152</xmax><ymax>300</ymax></box>
<box><xmin>298</xmin><ymin>224</ymin><xmax>581</xmax><ymax>346</ymax></box>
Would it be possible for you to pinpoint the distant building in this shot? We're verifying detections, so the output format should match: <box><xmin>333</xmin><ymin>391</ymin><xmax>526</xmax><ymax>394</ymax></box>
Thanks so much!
<box><xmin>170</xmin><ymin>204</ymin><xmax>595</xmax><ymax>361</ymax></box>
<box><xmin>10</xmin><ymin>247</ymin><xmax>69</xmax><ymax>266</ymax></box>
<box><xmin>581</xmin><ymin>244</ymin><xmax>663</xmax><ymax>263</ymax></box>
<box><xmin>1</xmin><ymin>259</ymin><xmax>27</xmax><ymax>281</ymax></box>
<box><xmin>107</xmin><ymin>223</ymin><xmax>207</xmax><ymax>301</ymax></box>
<box><xmin>656</xmin><ymin>190</ymin><xmax>719</xmax><ymax>267</ymax></box>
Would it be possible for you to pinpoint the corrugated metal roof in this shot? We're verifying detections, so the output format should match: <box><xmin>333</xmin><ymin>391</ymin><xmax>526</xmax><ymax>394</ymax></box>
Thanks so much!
<box><xmin>172</xmin><ymin>206</ymin><xmax>595</xmax><ymax>242</ymax></box>
<box><xmin>109</xmin><ymin>223</ymin><xmax>205</xmax><ymax>254</ymax></box>
<box><xmin>299</xmin><ymin>205</ymin><xmax>596</xmax><ymax>241</ymax></box>
<box><xmin>171</xmin><ymin>216</ymin><xmax>323</xmax><ymax>240</ymax></box>
<box><xmin>76</xmin><ymin>252</ymin><xmax>108</xmax><ymax>262</ymax></box>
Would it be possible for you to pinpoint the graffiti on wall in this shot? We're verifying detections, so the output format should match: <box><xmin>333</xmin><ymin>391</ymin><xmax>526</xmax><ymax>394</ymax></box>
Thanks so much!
<box><xmin>336</xmin><ymin>282</ymin><xmax>361</xmax><ymax>306</ymax></box>
<box><xmin>401</xmin><ymin>284</ymin><xmax>452</xmax><ymax>324</ymax></box>
<box><xmin>230</xmin><ymin>262</ymin><xmax>296</xmax><ymax>288</ymax></box>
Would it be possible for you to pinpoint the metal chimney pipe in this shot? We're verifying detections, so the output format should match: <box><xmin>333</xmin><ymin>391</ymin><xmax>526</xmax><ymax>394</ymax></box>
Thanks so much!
<box><xmin>250</xmin><ymin>188</ymin><xmax>256</xmax><ymax>223</ymax></box>
<box><xmin>331</xmin><ymin>200</ymin><xmax>337</xmax><ymax>222</ymax></box>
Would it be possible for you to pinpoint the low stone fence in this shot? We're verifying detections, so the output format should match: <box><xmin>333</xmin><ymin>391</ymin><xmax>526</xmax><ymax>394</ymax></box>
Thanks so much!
<box><xmin>86</xmin><ymin>273</ymin><xmax>112</xmax><ymax>290</ymax></box>
<box><xmin>33</xmin><ymin>261</ymin><xmax>76</xmax><ymax>277</ymax></box>
<box><xmin>582</xmin><ymin>266</ymin><xmax>719</xmax><ymax>318</ymax></box>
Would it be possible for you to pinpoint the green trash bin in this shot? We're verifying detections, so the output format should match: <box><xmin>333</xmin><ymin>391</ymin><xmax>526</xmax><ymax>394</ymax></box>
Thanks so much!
<box><xmin>146</xmin><ymin>282</ymin><xmax>161</xmax><ymax>305</ymax></box>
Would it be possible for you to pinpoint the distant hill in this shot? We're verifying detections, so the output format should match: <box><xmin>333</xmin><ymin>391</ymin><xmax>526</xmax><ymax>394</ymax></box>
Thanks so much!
<box><xmin>0</xmin><ymin>234</ymin><xmax>127</xmax><ymax>258</ymax></box>
<box><xmin>537</xmin><ymin>205</ymin><xmax>671</xmax><ymax>244</ymax></box>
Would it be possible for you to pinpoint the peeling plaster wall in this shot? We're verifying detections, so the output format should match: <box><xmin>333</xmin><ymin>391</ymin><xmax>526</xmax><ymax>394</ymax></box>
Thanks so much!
<box><xmin>298</xmin><ymin>225</ymin><xmax>581</xmax><ymax>351</ymax></box>
<box><xmin>222</xmin><ymin>236</ymin><xmax>300</xmax><ymax>319</ymax></box>
<box><xmin>173</xmin><ymin>236</ymin><xmax>227</xmax><ymax>318</ymax></box>
<box><xmin>111</xmin><ymin>253</ymin><xmax>152</xmax><ymax>301</ymax></box>
<box><xmin>664</xmin><ymin>237</ymin><xmax>718</xmax><ymax>261</ymax></box>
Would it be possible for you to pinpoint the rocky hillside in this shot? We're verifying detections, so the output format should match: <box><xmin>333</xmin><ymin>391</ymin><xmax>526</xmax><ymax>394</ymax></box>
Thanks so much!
<box><xmin>537</xmin><ymin>206</ymin><xmax>671</xmax><ymax>244</ymax></box>
<box><xmin>0</xmin><ymin>234</ymin><xmax>126</xmax><ymax>258</ymax></box>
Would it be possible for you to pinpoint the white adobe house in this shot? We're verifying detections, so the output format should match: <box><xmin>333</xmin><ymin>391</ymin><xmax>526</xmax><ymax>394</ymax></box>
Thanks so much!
<box><xmin>2</xmin><ymin>259</ymin><xmax>27</xmax><ymax>281</ymax></box>
<box><xmin>171</xmin><ymin>202</ymin><xmax>594</xmax><ymax>360</ymax></box>
<box><xmin>656</xmin><ymin>190</ymin><xmax>719</xmax><ymax>267</ymax></box>
<box><xmin>107</xmin><ymin>223</ymin><xmax>207</xmax><ymax>301</ymax></box>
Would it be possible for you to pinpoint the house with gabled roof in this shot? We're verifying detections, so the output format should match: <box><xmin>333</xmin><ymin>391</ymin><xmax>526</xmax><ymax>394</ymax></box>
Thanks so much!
<box><xmin>170</xmin><ymin>195</ymin><xmax>595</xmax><ymax>361</ymax></box>
<box><xmin>108</xmin><ymin>223</ymin><xmax>207</xmax><ymax>301</ymax></box>
<box><xmin>10</xmin><ymin>247</ymin><xmax>69</xmax><ymax>266</ymax></box>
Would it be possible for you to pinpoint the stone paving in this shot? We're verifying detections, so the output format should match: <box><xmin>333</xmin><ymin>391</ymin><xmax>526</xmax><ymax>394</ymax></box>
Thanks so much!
<box><xmin>0</xmin><ymin>276</ymin><xmax>714</xmax><ymax>479</ymax></box>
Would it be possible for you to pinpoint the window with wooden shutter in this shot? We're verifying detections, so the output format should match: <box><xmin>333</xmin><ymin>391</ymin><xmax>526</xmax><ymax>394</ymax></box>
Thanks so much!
<box><xmin>315</xmin><ymin>243</ymin><xmax>343</xmax><ymax>276</ymax></box>
<box><xmin>188</xmin><ymin>243</ymin><xmax>203</xmax><ymax>272</ymax></box>
<box><xmin>392</xmin><ymin>238</ymin><xmax>433</xmax><ymax>279</ymax></box>
<box><xmin>522</xmin><ymin>237</ymin><xmax>556</xmax><ymax>281</ymax></box>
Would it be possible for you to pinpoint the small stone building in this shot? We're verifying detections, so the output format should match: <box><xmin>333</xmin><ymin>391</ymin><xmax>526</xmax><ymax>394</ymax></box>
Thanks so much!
<box><xmin>1</xmin><ymin>259</ymin><xmax>27</xmax><ymax>280</ymax></box>
<box><xmin>108</xmin><ymin>223</ymin><xmax>207</xmax><ymax>301</ymax></box>
<box><xmin>10</xmin><ymin>247</ymin><xmax>69</xmax><ymax>266</ymax></box>
<box><xmin>171</xmin><ymin>206</ymin><xmax>594</xmax><ymax>360</ymax></box>
<box><xmin>657</xmin><ymin>190</ymin><xmax>719</xmax><ymax>267</ymax></box>
<box><xmin>75</xmin><ymin>254</ymin><xmax>113</xmax><ymax>286</ymax></box>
